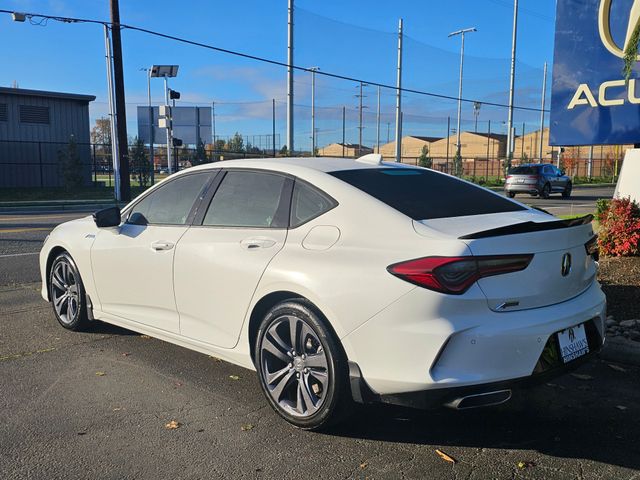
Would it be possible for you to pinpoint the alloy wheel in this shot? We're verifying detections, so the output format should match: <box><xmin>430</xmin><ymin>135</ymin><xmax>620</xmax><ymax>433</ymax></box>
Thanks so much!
<box><xmin>51</xmin><ymin>259</ymin><xmax>80</xmax><ymax>325</ymax></box>
<box><xmin>259</xmin><ymin>315</ymin><xmax>329</xmax><ymax>418</ymax></box>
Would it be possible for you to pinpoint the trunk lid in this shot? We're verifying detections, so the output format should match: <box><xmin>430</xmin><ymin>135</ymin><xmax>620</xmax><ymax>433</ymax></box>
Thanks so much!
<box><xmin>414</xmin><ymin>211</ymin><xmax>597</xmax><ymax>311</ymax></box>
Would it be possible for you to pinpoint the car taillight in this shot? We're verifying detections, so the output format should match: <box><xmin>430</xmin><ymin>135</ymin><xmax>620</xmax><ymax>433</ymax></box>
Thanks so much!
<box><xmin>387</xmin><ymin>255</ymin><xmax>534</xmax><ymax>295</ymax></box>
<box><xmin>585</xmin><ymin>235</ymin><xmax>599</xmax><ymax>261</ymax></box>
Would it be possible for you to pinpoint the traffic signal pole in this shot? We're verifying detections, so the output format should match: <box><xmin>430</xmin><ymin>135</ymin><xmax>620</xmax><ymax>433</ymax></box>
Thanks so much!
<box><xmin>109</xmin><ymin>0</ymin><xmax>131</xmax><ymax>201</ymax></box>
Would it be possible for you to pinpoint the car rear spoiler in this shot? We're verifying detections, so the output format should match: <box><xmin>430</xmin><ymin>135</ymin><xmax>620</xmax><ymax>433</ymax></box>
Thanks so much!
<box><xmin>459</xmin><ymin>214</ymin><xmax>593</xmax><ymax>240</ymax></box>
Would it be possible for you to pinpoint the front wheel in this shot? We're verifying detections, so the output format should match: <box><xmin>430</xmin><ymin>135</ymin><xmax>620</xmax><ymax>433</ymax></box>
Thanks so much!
<box><xmin>507</xmin><ymin>191</ymin><xmax>516</xmax><ymax>198</ymax></box>
<box><xmin>562</xmin><ymin>182</ymin><xmax>572</xmax><ymax>199</ymax></box>
<box><xmin>255</xmin><ymin>300</ymin><xmax>351</xmax><ymax>430</ymax></box>
<box><xmin>49</xmin><ymin>252</ymin><xmax>90</xmax><ymax>331</ymax></box>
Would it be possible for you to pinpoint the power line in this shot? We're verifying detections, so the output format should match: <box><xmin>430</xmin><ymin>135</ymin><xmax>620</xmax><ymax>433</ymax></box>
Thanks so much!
<box><xmin>0</xmin><ymin>9</ymin><xmax>549</xmax><ymax>113</ymax></box>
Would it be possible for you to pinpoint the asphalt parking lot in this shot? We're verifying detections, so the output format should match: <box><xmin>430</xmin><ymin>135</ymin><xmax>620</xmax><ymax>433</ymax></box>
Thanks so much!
<box><xmin>2</xmin><ymin>185</ymin><xmax>639</xmax><ymax>479</ymax></box>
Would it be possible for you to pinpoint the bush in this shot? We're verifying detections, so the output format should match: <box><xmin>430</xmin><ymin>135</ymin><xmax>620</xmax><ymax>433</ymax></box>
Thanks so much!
<box><xmin>598</xmin><ymin>197</ymin><xmax>640</xmax><ymax>257</ymax></box>
<box><xmin>595</xmin><ymin>198</ymin><xmax>611</xmax><ymax>222</ymax></box>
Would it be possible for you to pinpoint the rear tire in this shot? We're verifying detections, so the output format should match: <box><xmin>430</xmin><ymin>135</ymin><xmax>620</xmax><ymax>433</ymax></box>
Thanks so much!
<box><xmin>49</xmin><ymin>252</ymin><xmax>90</xmax><ymax>331</ymax></box>
<box><xmin>562</xmin><ymin>182</ymin><xmax>572</xmax><ymax>199</ymax></box>
<box><xmin>540</xmin><ymin>183</ymin><xmax>551</xmax><ymax>199</ymax></box>
<box><xmin>255</xmin><ymin>300</ymin><xmax>351</xmax><ymax>430</ymax></box>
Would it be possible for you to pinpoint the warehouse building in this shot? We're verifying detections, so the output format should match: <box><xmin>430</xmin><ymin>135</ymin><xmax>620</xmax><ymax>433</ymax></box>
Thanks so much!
<box><xmin>0</xmin><ymin>87</ymin><xmax>96</xmax><ymax>187</ymax></box>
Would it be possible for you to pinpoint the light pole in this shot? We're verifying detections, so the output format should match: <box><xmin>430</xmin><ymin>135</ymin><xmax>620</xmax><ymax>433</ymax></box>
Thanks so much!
<box><xmin>449</xmin><ymin>27</ymin><xmax>477</xmax><ymax>160</ymax></box>
<box><xmin>473</xmin><ymin>101</ymin><xmax>482</xmax><ymax>133</ymax></box>
<box><xmin>506</xmin><ymin>0</ymin><xmax>519</xmax><ymax>168</ymax></box>
<box><xmin>150</xmin><ymin>65</ymin><xmax>178</xmax><ymax>174</ymax></box>
<box><xmin>140</xmin><ymin>67</ymin><xmax>155</xmax><ymax>184</ymax></box>
<box><xmin>309</xmin><ymin>66</ymin><xmax>320</xmax><ymax>155</ymax></box>
<box><xmin>355</xmin><ymin>82</ymin><xmax>368</xmax><ymax>156</ymax></box>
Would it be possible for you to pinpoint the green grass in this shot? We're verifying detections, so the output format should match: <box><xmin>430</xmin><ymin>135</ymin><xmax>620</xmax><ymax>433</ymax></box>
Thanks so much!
<box><xmin>557</xmin><ymin>213</ymin><xmax>599</xmax><ymax>232</ymax></box>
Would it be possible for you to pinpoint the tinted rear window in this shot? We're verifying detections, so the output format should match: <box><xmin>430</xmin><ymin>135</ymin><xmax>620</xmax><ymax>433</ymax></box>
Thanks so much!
<box><xmin>509</xmin><ymin>166</ymin><xmax>540</xmax><ymax>175</ymax></box>
<box><xmin>329</xmin><ymin>168</ymin><xmax>525</xmax><ymax>220</ymax></box>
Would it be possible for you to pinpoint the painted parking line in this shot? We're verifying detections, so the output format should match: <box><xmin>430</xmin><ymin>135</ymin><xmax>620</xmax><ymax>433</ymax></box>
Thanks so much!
<box><xmin>0</xmin><ymin>227</ymin><xmax>52</xmax><ymax>234</ymax></box>
<box><xmin>0</xmin><ymin>252</ymin><xmax>40</xmax><ymax>258</ymax></box>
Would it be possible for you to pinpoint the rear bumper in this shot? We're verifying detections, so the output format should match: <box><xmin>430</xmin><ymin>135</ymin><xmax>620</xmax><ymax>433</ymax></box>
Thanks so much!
<box><xmin>362</xmin><ymin>321</ymin><xmax>602</xmax><ymax>409</ymax></box>
<box><xmin>505</xmin><ymin>184</ymin><xmax>540</xmax><ymax>194</ymax></box>
<box><xmin>342</xmin><ymin>280</ymin><xmax>606</xmax><ymax>397</ymax></box>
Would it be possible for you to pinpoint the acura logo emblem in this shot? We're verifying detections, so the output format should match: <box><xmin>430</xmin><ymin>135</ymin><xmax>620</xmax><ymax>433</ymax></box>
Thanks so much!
<box><xmin>599</xmin><ymin>0</ymin><xmax>640</xmax><ymax>59</ymax></box>
<box><xmin>561</xmin><ymin>253</ymin><xmax>572</xmax><ymax>277</ymax></box>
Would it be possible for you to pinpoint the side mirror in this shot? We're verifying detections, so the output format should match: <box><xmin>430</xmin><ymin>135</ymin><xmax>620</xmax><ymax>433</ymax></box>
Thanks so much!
<box><xmin>560</xmin><ymin>170</ymin><xmax>566</xmax><ymax>176</ymax></box>
<box><xmin>93</xmin><ymin>206</ymin><xmax>121</xmax><ymax>228</ymax></box>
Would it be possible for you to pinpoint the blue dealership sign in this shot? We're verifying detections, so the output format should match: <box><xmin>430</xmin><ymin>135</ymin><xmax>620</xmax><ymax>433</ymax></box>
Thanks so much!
<box><xmin>550</xmin><ymin>0</ymin><xmax>640</xmax><ymax>146</ymax></box>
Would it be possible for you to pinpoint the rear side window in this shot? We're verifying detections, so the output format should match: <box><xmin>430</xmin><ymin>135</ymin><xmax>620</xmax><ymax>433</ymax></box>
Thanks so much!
<box><xmin>128</xmin><ymin>172</ymin><xmax>211</xmax><ymax>225</ymax></box>
<box><xmin>509</xmin><ymin>166</ymin><xmax>539</xmax><ymax>175</ymax></box>
<box><xmin>203</xmin><ymin>171</ymin><xmax>287</xmax><ymax>228</ymax></box>
<box><xmin>290</xmin><ymin>181</ymin><xmax>337</xmax><ymax>228</ymax></box>
<box><xmin>329</xmin><ymin>168</ymin><xmax>525</xmax><ymax>220</ymax></box>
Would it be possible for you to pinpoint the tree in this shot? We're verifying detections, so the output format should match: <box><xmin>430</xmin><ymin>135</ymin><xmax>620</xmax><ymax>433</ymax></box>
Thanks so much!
<box><xmin>453</xmin><ymin>151</ymin><xmax>463</xmax><ymax>177</ymax></box>
<box><xmin>214</xmin><ymin>139</ymin><xmax>226</xmax><ymax>152</ymax></box>
<box><xmin>130</xmin><ymin>137</ymin><xmax>151</xmax><ymax>188</ymax></box>
<box><xmin>418</xmin><ymin>145</ymin><xmax>432</xmax><ymax>168</ymax></box>
<box><xmin>59</xmin><ymin>135</ymin><xmax>84</xmax><ymax>190</ymax></box>
<box><xmin>91</xmin><ymin>117</ymin><xmax>111</xmax><ymax>145</ymax></box>
<box><xmin>279</xmin><ymin>145</ymin><xmax>289</xmax><ymax>157</ymax></box>
<box><xmin>192</xmin><ymin>141</ymin><xmax>208</xmax><ymax>166</ymax></box>
<box><xmin>227</xmin><ymin>132</ymin><xmax>244</xmax><ymax>152</ymax></box>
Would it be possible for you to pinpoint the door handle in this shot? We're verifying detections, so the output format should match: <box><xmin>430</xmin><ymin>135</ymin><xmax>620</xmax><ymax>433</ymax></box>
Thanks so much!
<box><xmin>151</xmin><ymin>241</ymin><xmax>175</xmax><ymax>251</ymax></box>
<box><xmin>240</xmin><ymin>238</ymin><xmax>277</xmax><ymax>249</ymax></box>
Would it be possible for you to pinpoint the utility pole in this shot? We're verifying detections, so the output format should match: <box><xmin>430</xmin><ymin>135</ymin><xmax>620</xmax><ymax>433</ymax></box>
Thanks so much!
<box><xmin>506</xmin><ymin>0</ymin><xmax>519</xmax><ymax>169</ymax></box>
<box><xmin>287</xmin><ymin>0</ymin><xmax>294</xmax><ymax>155</ymax></box>
<box><xmin>449</xmin><ymin>27</ymin><xmax>477</xmax><ymax>161</ymax></box>
<box><xmin>394</xmin><ymin>18</ymin><xmax>404</xmax><ymax>163</ymax></box>
<box><xmin>538</xmin><ymin>61</ymin><xmax>547</xmax><ymax>162</ymax></box>
<box><xmin>356</xmin><ymin>82</ymin><xmax>368</xmax><ymax>156</ymax></box>
<box><xmin>212</xmin><ymin>101</ymin><xmax>216</xmax><ymax>147</ymax></box>
<box><xmin>103</xmin><ymin>25</ymin><xmax>120</xmax><ymax>201</ymax></box>
<box><xmin>109</xmin><ymin>0</ymin><xmax>130</xmax><ymax>201</ymax></box>
<box><xmin>272</xmin><ymin>99</ymin><xmax>276</xmax><ymax>157</ymax></box>
<box><xmin>342</xmin><ymin>106</ymin><xmax>346</xmax><ymax>157</ymax></box>
<box><xmin>309</xmin><ymin>67</ymin><xmax>319</xmax><ymax>155</ymax></box>
<box><xmin>376</xmin><ymin>85</ymin><xmax>381</xmax><ymax>153</ymax></box>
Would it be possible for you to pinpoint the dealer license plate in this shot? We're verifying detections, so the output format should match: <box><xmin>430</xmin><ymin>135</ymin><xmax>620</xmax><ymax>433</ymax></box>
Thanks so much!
<box><xmin>557</xmin><ymin>323</ymin><xmax>589</xmax><ymax>363</ymax></box>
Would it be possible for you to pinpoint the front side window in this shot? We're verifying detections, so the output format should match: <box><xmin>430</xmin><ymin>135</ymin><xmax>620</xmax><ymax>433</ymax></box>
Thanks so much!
<box><xmin>290</xmin><ymin>181</ymin><xmax>336</xmax><ymax>228</ymax></box>
<box><xmin>202</xmin><ymin>171</ymin><xmax>287</xmax><ymax>228</ymax></box>
<box><xmin>128</xmin><ymin>172</ymin><xmax>211</xmax><ymax>225</ymax></box>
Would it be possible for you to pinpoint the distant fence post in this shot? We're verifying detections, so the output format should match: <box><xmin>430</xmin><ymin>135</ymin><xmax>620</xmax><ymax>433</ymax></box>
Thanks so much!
<box><xmin>38</xmin><ymin>141</ymin><xmax>44</xmax><ymax>188</ymax></box>
<box><xmin>92</xmin><ymin>144</ymin><xmax>97</xmax><ymax>186</ymax></box>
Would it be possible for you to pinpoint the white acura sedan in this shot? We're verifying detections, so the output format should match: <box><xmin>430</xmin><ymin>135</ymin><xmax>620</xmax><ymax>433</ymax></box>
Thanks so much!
<box><xmin>40</xmin><ymin>155</ymin><xmax>605</xmax><ymax>430</ymax></box>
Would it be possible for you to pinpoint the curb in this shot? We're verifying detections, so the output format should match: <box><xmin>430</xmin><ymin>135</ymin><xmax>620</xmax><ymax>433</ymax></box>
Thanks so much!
<box><xmin>599</xmin><ymin>337</ymin><xmax>640</xmax><ymax>367</ymax></box>
<box><xmin>0</xmin><ymin>203</ymin><xmax>117</xmax><ymax>214</ymax></box>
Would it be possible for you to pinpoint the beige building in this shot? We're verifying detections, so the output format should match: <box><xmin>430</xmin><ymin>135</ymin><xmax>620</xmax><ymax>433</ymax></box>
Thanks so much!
<box><xmin>429</xmin><ymin>132</ymin><xmax>508</xmax><ymax>160</ymax></box>
<box><xmin>318</xmin><ymin>143</ymin><xmax>372</xmax><ymax>157</ymax></box>
<box><xmin>513</xmin><ymin>128</ymin><xmax>554</xmax><ymax>161</ymax></box>
<box><xmin>378</xmin><ymin>135</ymin><xmax>441</xmax><ymax>160</ymax></box>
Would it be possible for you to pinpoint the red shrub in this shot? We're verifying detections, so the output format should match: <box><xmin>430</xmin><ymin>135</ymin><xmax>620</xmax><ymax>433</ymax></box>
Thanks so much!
<box><xmin>598</xmin><ymin>197</ymin><xmax>640</xmax><ymax>257</ymax></box>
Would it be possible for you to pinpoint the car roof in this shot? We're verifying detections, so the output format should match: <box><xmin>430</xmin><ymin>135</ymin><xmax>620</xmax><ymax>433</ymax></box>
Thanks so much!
<box><xmin>186</xmin><ymin>156</ymin><xmax>415</xmax><ymax>176</ymax></box>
